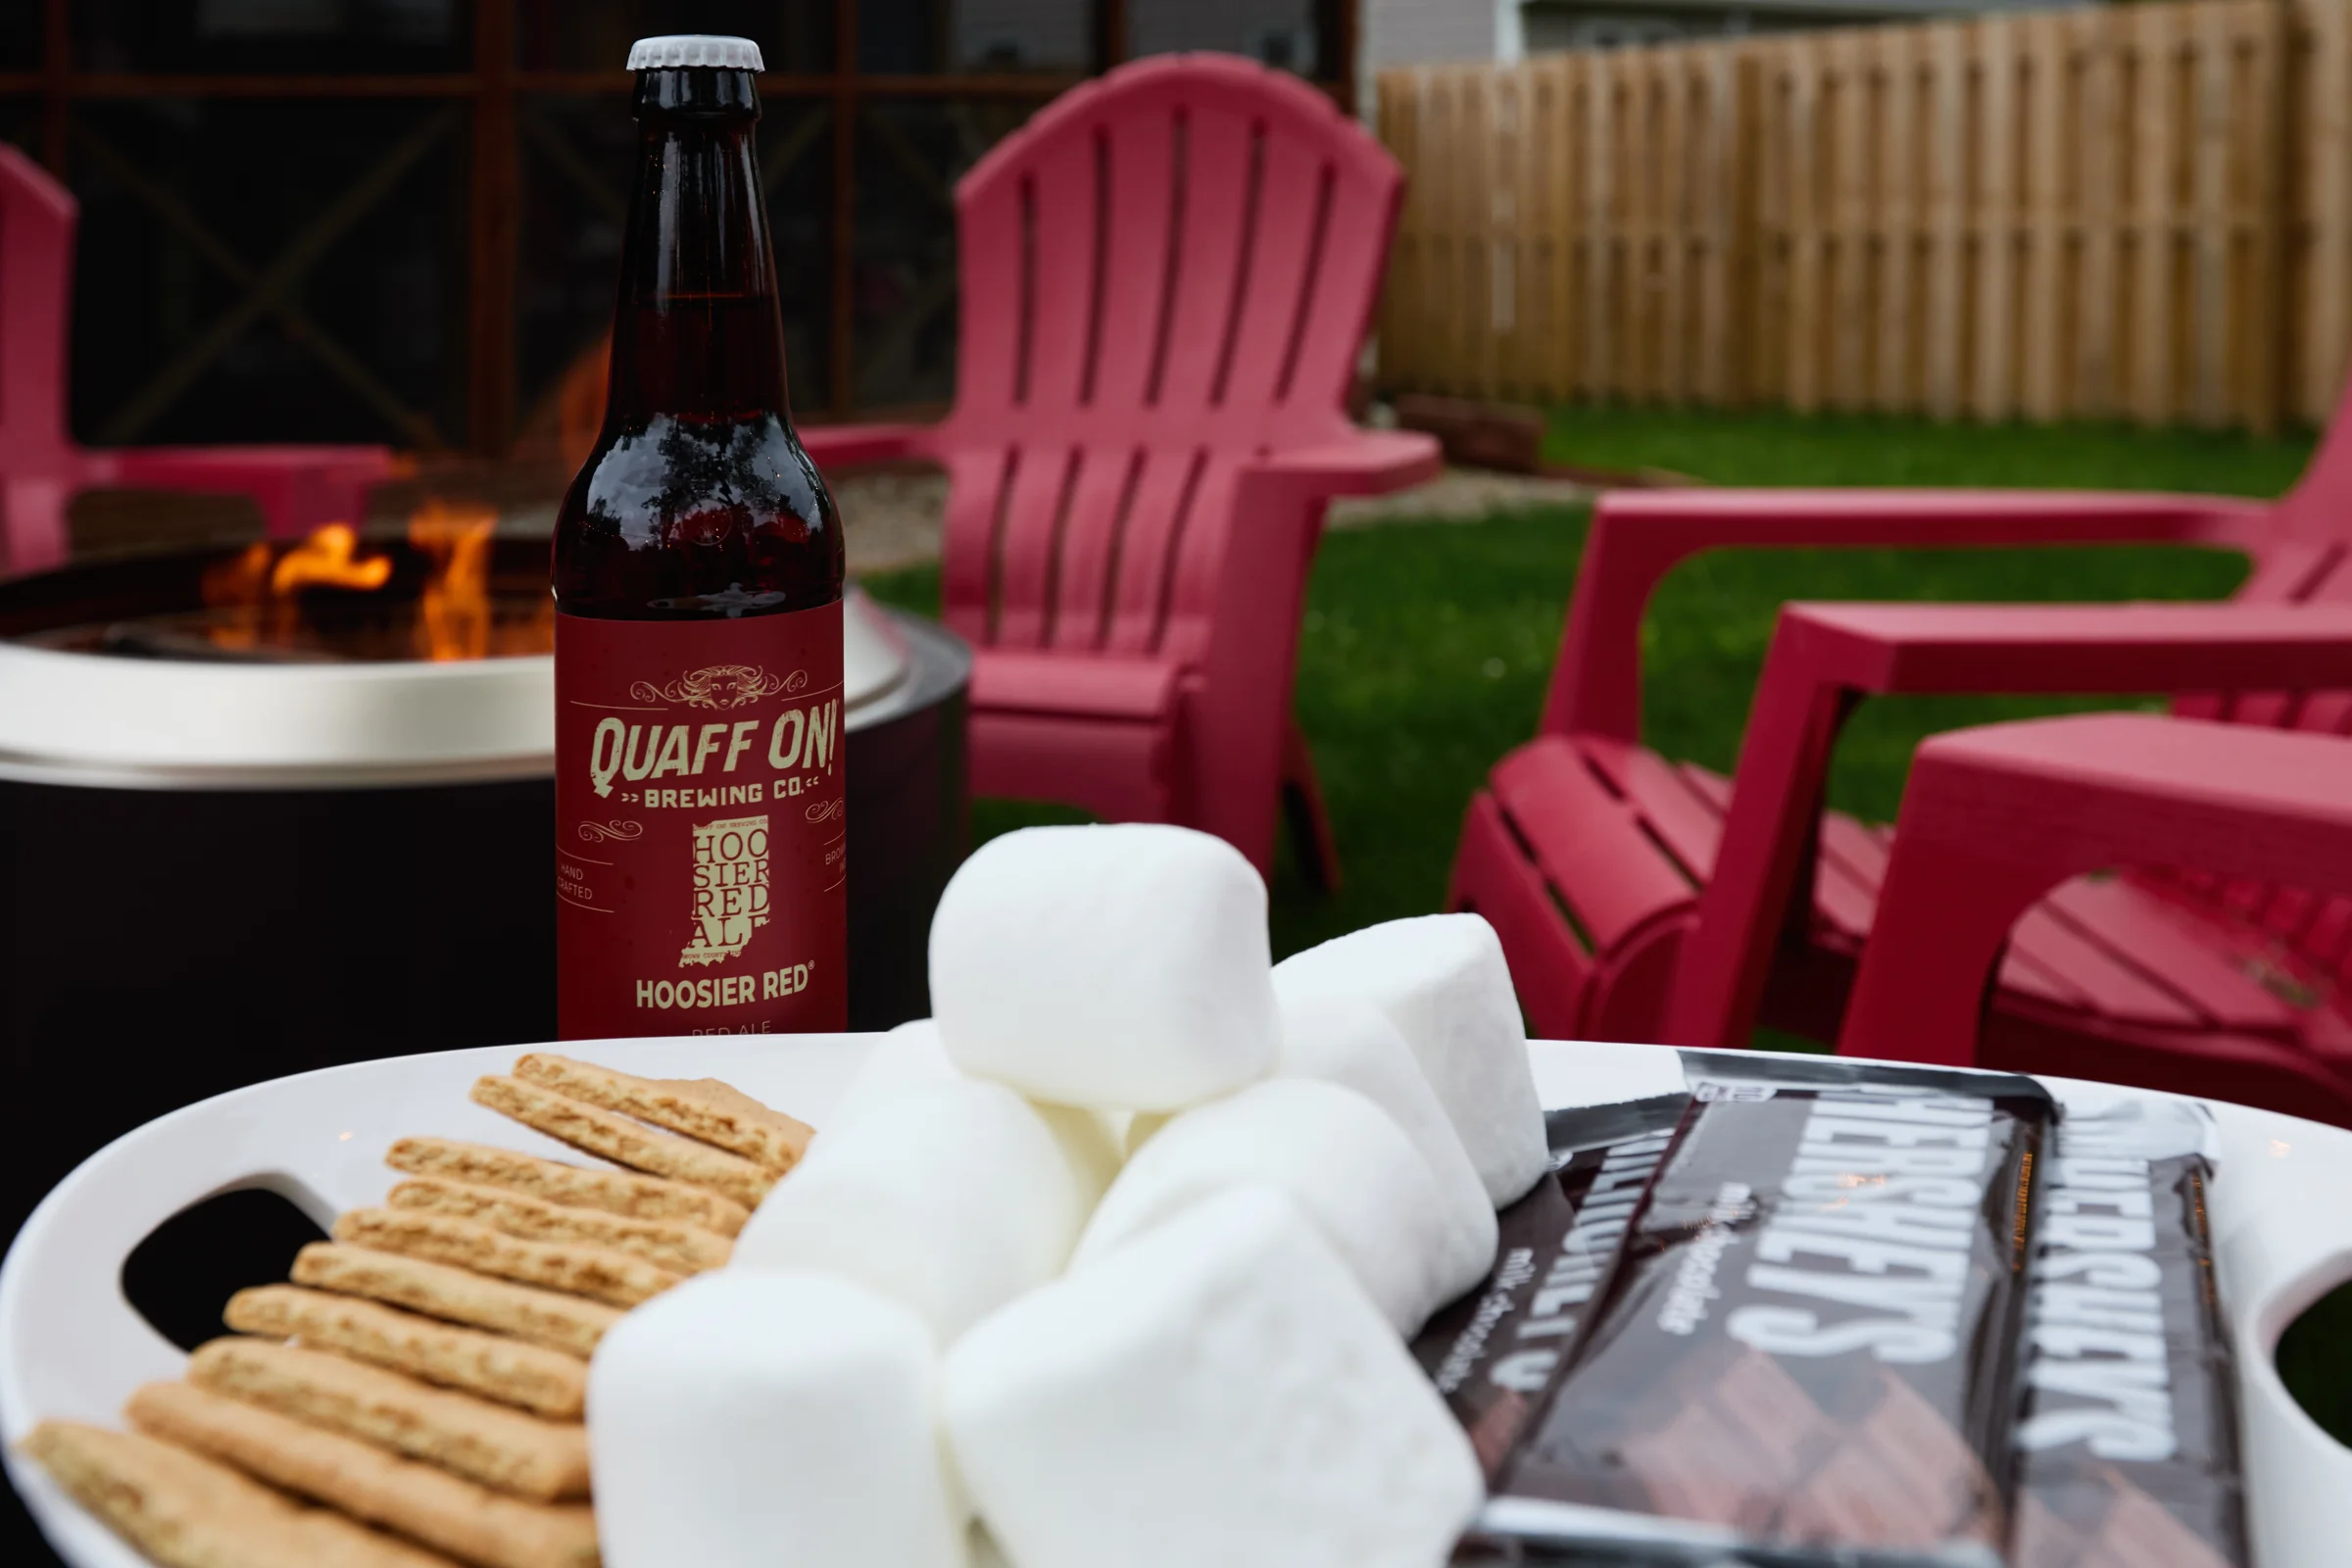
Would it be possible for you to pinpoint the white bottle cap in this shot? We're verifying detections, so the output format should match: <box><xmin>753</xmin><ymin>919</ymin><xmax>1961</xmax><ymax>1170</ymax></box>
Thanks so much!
<box><xmin>627</xmin><ymin>35</ymin><xmax>765</xmax><ymax>72</ymax></box>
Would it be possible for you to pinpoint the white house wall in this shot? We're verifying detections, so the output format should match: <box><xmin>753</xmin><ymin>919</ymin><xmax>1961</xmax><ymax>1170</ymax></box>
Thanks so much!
<box><xmin>1358</xmin><ymin>0</ymin><xmax>1509</xmax><ymax>116</ymax></box>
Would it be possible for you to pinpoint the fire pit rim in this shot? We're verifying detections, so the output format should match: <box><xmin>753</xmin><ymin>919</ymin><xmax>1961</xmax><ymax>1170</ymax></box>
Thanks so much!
<box><xmin>0</xmin><ymin>589</ymin><xmax>937</xmax><ymax>792</ymax></box>
<box><xmin>0</xmin><ymin>642</ymin><xmax>557</xmax><ymax>788</ymax></box>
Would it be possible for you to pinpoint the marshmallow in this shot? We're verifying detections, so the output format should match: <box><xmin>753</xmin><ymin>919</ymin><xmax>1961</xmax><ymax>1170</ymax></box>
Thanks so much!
<box><xmin>1072</xmin><ymin>1078</ymin><xmax>1454</xmax><ymax>1334</ymax></box>
<box><xmin>1274</xmin><ymin>914</ymin><xmax>1546</xmax><ymax>1204</ymax></box>
<box><xmin>1032</xmin><ymin>1101</ymin><xmax>1126</xmax><ymax>1203</ymax></box>
<box><xmin>591</xmin><ymin>1269</ymin><xmax>967</xmax><ymax>1568</ymax></box>
<box><xmin>828</xmin><ymin>1018</ymin><xmax>964</xmax><ymax>1133</ymax></box>
<box><xmin>1278</xmin><ymin>995</ymin><xmax>1497</xmax><ymax>1312</ymax></box>
<box><xmin>1124</xmin><ymin>1110</ymin><xmax>1172</xmax><ymax>1158</ymax></box>
<box><xmin>832</xmin><ymin>1023</ymin><xmax>1123</xmax><ymax>1198</ymax></box>
<box><xmin>930</xmin><ymin>825</ymin><xmax>1279</xmax><ymax>1110</ymax></box>
<box><xmin>734</xmin><ymin>1078</ymin><xmax>1109</xmax><ymax>1342</ymax></box>
<box><xmin>944</xmin><ymin>1187</ymin><xmax>1484</xmax><ymax>1568</ymax></box>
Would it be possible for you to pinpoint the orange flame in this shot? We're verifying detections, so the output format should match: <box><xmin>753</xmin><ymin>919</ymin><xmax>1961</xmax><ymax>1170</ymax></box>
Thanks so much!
<box><xmin>195</xmin><ymin>509</ymin><xmax>549</xmax><ymax>662</ymax></box>
<box><xmin>408</xmin><ymin>500</ymin><xmax>498</xmax><ymax>662</ymax></box>
<box><xmin>201</xmin><ymin>525</ymin><xmax>389</xmax><ymax>653</ymax></box>
<box><xmin>270</xmin><ymin>523</ymin><xmax>394</xmax><ymax>595</ymax></box>
<box><xmin>199</xmin><ymin>542</ymin><xmax>273</xmax><ymax>651</ymax></box>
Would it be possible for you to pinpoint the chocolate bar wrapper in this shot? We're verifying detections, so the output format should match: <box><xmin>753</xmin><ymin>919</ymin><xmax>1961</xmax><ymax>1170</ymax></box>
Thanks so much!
<box><xmin>1677</xmin><ymin>1050</ymin><xmax>2054</xmax><ymax>1103</ymax></box>
<box><xmin>1413</xmin><ymin>1095</ymin><xmax>1690</xmax><ymax>1480</ymax></box>
<box><xmin>1483</xmin><ymin>1067</ymin><xmax>2054</xmax><ymax>1568</ymax></box>
<box><xmin>2010</xmin><ymin>1098</ymin><xmax>2246</xmax><ymax>1568</ymax></box>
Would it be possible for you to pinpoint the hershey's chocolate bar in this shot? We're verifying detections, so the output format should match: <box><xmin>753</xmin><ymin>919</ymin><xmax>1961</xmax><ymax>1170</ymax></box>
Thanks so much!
<box><xmin>1413</xmin><ymin>1096</ymin><xmax>1688</xmax><ymax>1480</ymax></box>
<box><xmin>2010</xmin><ymin>1100</ymin><xmax>2246</xmax><ymax>1568</ymax></box>
<box><xmin>1485</xmin><ymin>1071</ymin><xmax>2052</xmax><ymax>1568</ymax></box>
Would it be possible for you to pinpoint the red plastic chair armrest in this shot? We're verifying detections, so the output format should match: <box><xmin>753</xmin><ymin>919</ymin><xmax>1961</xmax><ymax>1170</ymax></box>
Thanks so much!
<box><xmin>968</xmin><ymin>648</ymin><xmax>1182</xmax><ymax>722</ymax></box>
<box><xmin>1838</xmin><ymin>713</ymin><xmax>2352</xmax><ymax>1065</ymax></box>
<box><xmin>1762</xmin><ymin>600</ymin><xmax>2352</xmax><ymax>699</ymax></box>
<box><xmin>1548</xmin><ymin>487</ymin><xmax>2270</xmax><ymax>741</ymax></box>
<box><xmin>796</xmin><ymin>422</ymin><xmax>937</xmax><ymax>471</ymax></box>
<box><xmin>1597</xmin><ymin>486</ymin><xmax>2263</xmax><ymax>534</ymax></box>
<box><xmin>1245</xmin><ymin>429</ymin><xmax>1443</xmax><ymax>501</ymax></box>
<box><xmin>1666</xmin><ymin>602</ymin><xmax>2352</xmax><ymax>1052</ymax></box>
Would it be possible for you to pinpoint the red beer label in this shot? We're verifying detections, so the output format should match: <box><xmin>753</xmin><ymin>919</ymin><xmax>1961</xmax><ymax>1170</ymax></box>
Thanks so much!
<box><xmin>555</xmin><ymin>603</ymin><xmax>847</xmax><ymax>1040</ymax></box>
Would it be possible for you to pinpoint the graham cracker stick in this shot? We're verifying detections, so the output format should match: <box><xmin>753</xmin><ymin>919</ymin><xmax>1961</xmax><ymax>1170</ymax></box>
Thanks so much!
<box><xmin>126</xmin><ymin>1382</ymin><xmax>598</xmax><ymax>1568</ymax></box>
<box><xmin>469</xmin><ymin>1076</ymin><xmax>775</xmax><ymax>1208</ymax></box>
<box><xmin>384</xmin><ymin>1138</ymin><xmax>749</xmax><ymax>1237</ymax></box>
<box><xmin>291</xmin><ymin>1245</ymin><xmax>617</xmax><ymax>1360</ymax></box>
<box><xmin>226</xmin><ymin>1286</ymin><xmax>586</xmax><ymax>1420</ymax></box>
<box><xmin>333</xmin><ymin>1209</ymin><xmax>678</xmax><ymax>1309</ymax></box>
<box><xmin>513</xmin><ymin>1054</ymin><xmax>812</xmax><ymax>1171</ymax></box>
<box><xmin>19</xmin><ymin>1419</ymin><xmax>458</xmax><ymax>1568</ymax></box>
<box><xmin>189</xmin><ymin>1339</ymin><xmax>589</xmax><ymax>1502</ymax></box>
<box><xmin>388</xmin><ymin>1178</ymin><xmax>730</xmax><ymax>1275</ymax></box>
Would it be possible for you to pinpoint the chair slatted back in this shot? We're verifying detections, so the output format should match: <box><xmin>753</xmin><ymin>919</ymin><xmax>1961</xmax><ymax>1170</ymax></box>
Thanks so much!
<box><xmin>935</xmin><ymin>56</ymin><xmax>1403</xmax><ymax>664</ymax></box>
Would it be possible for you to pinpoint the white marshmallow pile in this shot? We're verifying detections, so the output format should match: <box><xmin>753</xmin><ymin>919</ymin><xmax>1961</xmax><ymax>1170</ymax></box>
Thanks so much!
<box><xmin>929</xmin><ymin>825</ymin><xmax>1281</xmax><ymax>1109</ymax></box>
<box><xmin>1276</xmin><ymin>994</ymin><xmax>1500</xmax><ymax>1312</ymax></box>
<box><xmin>1072</xmin><ymin>1078</ymin><xmax>1455</xmax><ymax>1334</ymax></box>
<box><xmin>733</xmin><ymin>1076</ymin><xmax>1114</xmax><ymax>1342</ymax></box>
<box><xmin>949</xmin><ymin>1187</ymin><xmax>1485</xmax><ymax>1568</ymax></box>
<box><xmin>590</xmin><ymin>1270</ymin><xmax>967</xmax><ymax>1568</ymax></box>
<box><xmin>589</xmin><ymin>822</ymin><xmax>1548</xmax><ymax>1568</ymax></box>
<box><xmin>826</xmin><ymin>1016</ymin><xmax>961</xmax><ymax>1131</ymax></box>
<box><xmin>1274</xmin><ymin>913</ymin><xmax>1549</xmax><ymax>1204</ymax></box>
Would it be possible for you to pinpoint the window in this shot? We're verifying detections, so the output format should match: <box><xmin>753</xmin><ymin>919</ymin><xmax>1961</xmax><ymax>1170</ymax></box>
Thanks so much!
<box><xmin>5</xmin><ymin>1</ymin><xmax>1359</xmax><ymax>449</ymax></box>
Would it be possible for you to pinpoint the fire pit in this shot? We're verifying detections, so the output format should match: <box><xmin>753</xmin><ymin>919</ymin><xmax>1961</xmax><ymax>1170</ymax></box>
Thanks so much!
<box><xmin>0</xmin><ymin>514</ymin><xmax>967</xmax><ymax>1259</ymax></box>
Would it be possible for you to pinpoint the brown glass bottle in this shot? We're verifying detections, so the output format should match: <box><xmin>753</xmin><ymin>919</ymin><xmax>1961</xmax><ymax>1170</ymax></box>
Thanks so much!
<box><xmin>554</xmin><ymin>39</ymin><xmax>847</xmax><ymax>1041</ymax></box>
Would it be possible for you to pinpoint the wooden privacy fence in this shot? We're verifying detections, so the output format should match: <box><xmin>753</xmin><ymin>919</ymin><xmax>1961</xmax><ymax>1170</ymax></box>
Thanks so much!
<box><xmin>1377</xmin><ymin>0</ymin><xmax>2352</xmax><ymax>434</ymax></box>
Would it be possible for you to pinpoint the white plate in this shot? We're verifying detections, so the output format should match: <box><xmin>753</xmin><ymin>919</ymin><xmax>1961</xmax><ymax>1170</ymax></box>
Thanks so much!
<box><xmin>4</xmin><ymin>1037</ymin><xmax>2349</xmax><ymax>1567</ymax></box>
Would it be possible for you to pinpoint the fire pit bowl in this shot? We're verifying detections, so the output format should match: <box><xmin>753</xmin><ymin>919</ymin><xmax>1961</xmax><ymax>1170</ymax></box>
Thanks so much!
<box><xmin>0</xmin><ymin>535</ymin><xmax>967</xmax><ymax>1270</ymax></box>
<box><xmin>0</xmin><ymin>534</ymin><xmax>558</xmax><ymax>781</ymax></box>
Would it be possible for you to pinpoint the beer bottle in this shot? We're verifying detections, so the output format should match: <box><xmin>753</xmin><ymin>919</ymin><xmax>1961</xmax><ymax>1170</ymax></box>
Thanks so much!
<box><xmin>553</xmin><ymin>34</ymin><xmax>846</xmax><ymax>1040</ymax></box>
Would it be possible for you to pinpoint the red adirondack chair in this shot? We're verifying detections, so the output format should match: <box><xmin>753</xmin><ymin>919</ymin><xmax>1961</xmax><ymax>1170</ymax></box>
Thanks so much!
<box><xmin>0</xmin><ymin>144</ymin><xmax>397</xmax><ymax>575</ymax></box>
<box><xmin>802</xmin><ymin>55</ymin><xmax>1441</xmax><ymax>882</ymax></box>
<box><xmin>1840</xmin><ymin>711</ymin><xmax>2352</xmax><ymax>1077</ymax></box>
<box><xmin>1448</xmin><ymin>381</ymin><xmax>2352</xmax><ymax>1121</ymax></box>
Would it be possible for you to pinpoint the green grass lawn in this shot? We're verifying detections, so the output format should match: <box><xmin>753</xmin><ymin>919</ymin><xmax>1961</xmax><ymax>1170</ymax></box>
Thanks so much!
<box><xmin>860</xmin><ymin>406</ymin><xmax>2350</xmax><ymax>1442</ymax></box>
